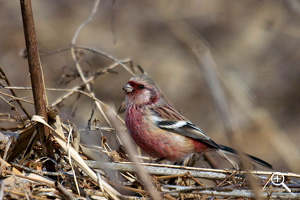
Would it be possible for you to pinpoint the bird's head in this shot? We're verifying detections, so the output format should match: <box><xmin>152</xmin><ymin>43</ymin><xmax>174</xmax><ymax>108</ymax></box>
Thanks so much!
<box><xmin>122</xmin><ymin>75</ymin><xmax>160</xmax><ymax>106</ymax></box>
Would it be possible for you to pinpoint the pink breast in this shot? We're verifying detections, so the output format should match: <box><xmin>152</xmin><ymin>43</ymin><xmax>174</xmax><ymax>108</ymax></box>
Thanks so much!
<box><xmin>125</xmin><ymin>106</ymin><xmax>212</xmax><ymax>161</ymax></box>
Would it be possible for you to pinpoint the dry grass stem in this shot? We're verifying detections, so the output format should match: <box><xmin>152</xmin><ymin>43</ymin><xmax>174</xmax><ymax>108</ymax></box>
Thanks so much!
<box><xmin>105</xmin><ymin>106</ymin><xmax>162</xmax><ymax>200</ymax></box>
<box><xmin>1</xmin><ymin>1</ymin><xmax>300</xmax><ymax>199</ymax></box>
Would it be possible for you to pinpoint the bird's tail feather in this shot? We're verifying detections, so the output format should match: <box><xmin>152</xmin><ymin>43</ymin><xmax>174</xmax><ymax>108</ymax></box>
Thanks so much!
<box><xmin>218</xmin><ymin>145</ymin><xmax>273</xmax><ymax>169</ymax></box>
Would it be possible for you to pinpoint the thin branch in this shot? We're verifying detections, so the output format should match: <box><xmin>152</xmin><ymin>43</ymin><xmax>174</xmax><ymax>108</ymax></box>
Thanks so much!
<box><xmin>88</xmin><ymin>161</ymin><xmax>226</xmax><ymax>179</ymax></box>
<box><xmin>164</xmin><ymin>187</ymin><xmax>300</xmax><ymax>199</ymax></box>
<box><xmin>0</xmin><ymin>95</ymin><xmax>23</xmax><ymax>120</ymax></box>
<box><xmin>11</xmin><ymin>163</ymin><xmax>74</xmax><ymax>177</ymax></box>
<box><xmin>50</xmin><ymin>59</ymin><xmax>131</xmax><ymax>107</ymax></box>
<box><xmin>55</xmin><ymin>182</ymin><xmax>76</xmax><ymax>200</ymax></box>
<box><xmin>69</xmin><ymin>0</ymin><xmax>114</xmax><ymax>127</ymax></box>
<box><xmin>0</xmin><ymin>67</ymin><xmax>31</xmax><ymax>119</ymax></box>
<box><xmin>3</xmin><ymin>189</ymin><xmax>45</xmax><ymax>200</ymax></box>
<box><xmin>5</xmin><ymin>170</ymin><xmax>55</xmax><ymax>186</ymax></box>
<box><xmin>5</xmin><ymin>86</ymin><xmax>125</xmax><ymax>125</ymax></box>
<box><xmin>0</xmin><ymin>91</ymin><xmax>34</xmax><ymax>105</ymax></box>
<box><xmin>85</xmin><ymin>161</ymin><xmax>300</xmax><ymax>179</ymax></box>
<box><xmin>75</xmin><ymin>46</ymin><xmax>134</xmax><ymax>76</ymax></box>
<box><xmin>39</xmin><ymin>46</ymin><xmax>134</xmax><ymax>75</ymax></box>
<box><xmin>39</xmin><ymin>47</ymin><xmax>70</xmax><ymax>56</ymax></box>
<box><xmin>70</xmin><ymin>0</ymin><xmax>101</xmax><ymax>91</ymax></box>
<box><xmin>71</xmin><ymin>0</ymin><xmax>101</xmax><ymax>50</ymax></box>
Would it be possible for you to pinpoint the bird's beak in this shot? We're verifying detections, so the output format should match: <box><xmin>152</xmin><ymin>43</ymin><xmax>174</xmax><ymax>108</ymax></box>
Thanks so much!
<box><xmin>122</xmin><ymin>83</ymin><xmax>134</xmax><ymax>93</ymax></box>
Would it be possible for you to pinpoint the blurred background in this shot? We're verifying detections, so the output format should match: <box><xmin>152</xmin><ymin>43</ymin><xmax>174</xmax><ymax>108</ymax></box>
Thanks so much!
<box><xmin>1</xmin><ymin>0</ymin><xmax>300</xmax><ymax>172</ymax></box>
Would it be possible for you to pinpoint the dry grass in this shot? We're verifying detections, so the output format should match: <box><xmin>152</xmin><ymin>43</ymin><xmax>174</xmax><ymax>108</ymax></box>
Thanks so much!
<box><xmin>1</xmin><ymin>0</ymin><xmax>300</xmax><ymax>199</ymax></box>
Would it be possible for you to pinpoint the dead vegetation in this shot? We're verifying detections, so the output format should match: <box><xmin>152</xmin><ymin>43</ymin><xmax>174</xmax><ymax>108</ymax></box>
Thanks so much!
<box><xmin>1</xmin><ymin>0</ymin><xmax>300</xmax><ymax>199</ymax></box>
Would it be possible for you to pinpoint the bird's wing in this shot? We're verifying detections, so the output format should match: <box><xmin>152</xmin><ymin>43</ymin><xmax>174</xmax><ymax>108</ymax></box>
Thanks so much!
<box><xmin>150</xmin><ymin>105</ymin><xmax>220</xmax><ymax>149</ymax></box>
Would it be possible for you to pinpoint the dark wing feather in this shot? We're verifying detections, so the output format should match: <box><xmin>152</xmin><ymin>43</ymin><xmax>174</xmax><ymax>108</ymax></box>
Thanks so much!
<box><xmin>150</xmin><ymin>104</ymin><xmax>219</xmax><ymax>149</ymax></box>
<box><xmin>157</xmin><ymin>120</ymin><xmax>220</xmax><ymax>149</ymax></box>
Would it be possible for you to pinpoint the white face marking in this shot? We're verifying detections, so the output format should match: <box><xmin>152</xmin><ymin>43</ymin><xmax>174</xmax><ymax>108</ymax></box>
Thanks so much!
<box><xmin>126</xmin><ymin>88</ymin><xmax>152</xmax><ymax>106</ymax></box>
<box><xmin>136</xmin><ymin>89</ymin><xmax>151</xmax><ymax>104</ymax></box>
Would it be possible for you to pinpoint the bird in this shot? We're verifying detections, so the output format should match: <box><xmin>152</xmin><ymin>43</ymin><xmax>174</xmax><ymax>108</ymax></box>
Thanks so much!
<box><xmin>122</xmin><ymin>74</ymin><xmax>272</xmax><ymax>169</ymax></box>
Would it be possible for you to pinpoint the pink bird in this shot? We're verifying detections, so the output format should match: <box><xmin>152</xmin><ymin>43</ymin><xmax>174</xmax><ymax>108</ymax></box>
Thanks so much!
<box><xmin>122</xmin><ymin>74</ymin><xmax>272</xmax><ymax>169</ymax></box>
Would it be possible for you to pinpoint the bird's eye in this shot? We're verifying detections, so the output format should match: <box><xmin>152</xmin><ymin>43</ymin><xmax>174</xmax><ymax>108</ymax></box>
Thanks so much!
<box><xmin>137</xmin><ymin>84</ymin><xmax>145</xmax><ymax>89</ymax></box>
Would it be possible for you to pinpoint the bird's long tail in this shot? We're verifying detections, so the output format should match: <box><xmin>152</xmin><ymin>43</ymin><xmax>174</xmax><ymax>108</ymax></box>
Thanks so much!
<box><xmin>218</xmin><ymin>145</ymin><xmax>273</xmax><ymax>169</ymax></box>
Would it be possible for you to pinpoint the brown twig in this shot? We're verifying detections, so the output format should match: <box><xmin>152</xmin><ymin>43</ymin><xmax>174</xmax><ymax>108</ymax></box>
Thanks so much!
<box><xmin>106</xmin><ymin>180</ymin><xmax>148</xmax><ymax>195</ymax></box>
<box><xmin>3</xmin><ymin>189</ymin><xmax>45</xmax><ymax>200</ymax></box>
<box><xmin>19</xmin><ymin>0</ymin><xmax>55</xmax><ymax>171</ymax></box>
<box><xmin>0</xmin><ymin>95</ymin><xmax>23</xmax><ymax>120</ymax></box>
<box><xmin>187</xmin><ymin>174</ymin><xmax>205</xmax><ymax>187</ymax></box>
<box><xmin>55</xmin><ymin>182</ymin><xmax>77</xmax><ymax>200</ymax></box>
<box><xmin>0</xmin><ymin>91</ymin><xmax>34</xmax><ymax>105</ymax></box>
<box><xmin>5</xmin><ymin>170</ymin><xmax>55</xmax><ymax>186</ymax></box>
<box><xmin>10</xmin><ymin>163</ymin><xmax>74</xmax><ymax>177</ymax></box>
<box><xmin>156</xmin><ymin>174</ymin><xmax>187</xmax><ymax>180</ymax></box>
<box><xmin>203</xmin><ymin>153</ymin><xmax>220</xmax><ymax>169</ymax></box>
<box><xmin>0</xmin><ymin>67</ymin><xmax>31</xmax><ymax>119</ymax></box>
